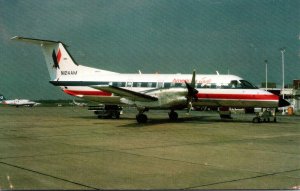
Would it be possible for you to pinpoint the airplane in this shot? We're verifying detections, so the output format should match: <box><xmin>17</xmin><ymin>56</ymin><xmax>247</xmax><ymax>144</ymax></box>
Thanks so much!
<box><xmin>0</xmin><ymin>94</ymin><xmax>40</xmax><ymax>107</ymax></box>
<box><xmin>11</xmin><ymin>36</ymin><xmax>290</xmax><ymax>123</ymax></box>
<box><xmin>72</xmin><ymin>99</ymin><xmax>87</xmax><ymax>107</ymax></box>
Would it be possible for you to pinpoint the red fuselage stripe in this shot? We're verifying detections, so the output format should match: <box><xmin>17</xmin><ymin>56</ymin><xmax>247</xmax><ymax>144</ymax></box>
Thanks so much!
<box><xmin>64</xmin><ymin>90</ymin><xmax>278</xmax><ymax>101</ymax></box>
<box><xmin>196</xmin><ymin>94</ymin><xmax>279</xmax><ymax>101</ymax></box>
<box><xmin>64</xmin><ymin>90</ymin><xmax>112</xmax><ymax>96</ymax></box>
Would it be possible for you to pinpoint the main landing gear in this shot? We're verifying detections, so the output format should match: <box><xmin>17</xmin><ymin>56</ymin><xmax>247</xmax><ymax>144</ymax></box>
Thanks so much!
<box><xmin>219</xmin><ymin>107</ymin><xmax>232</xmax><ymax>119</ymax></box>
<box><xmin>136</xmin><ymin>108</ymin><xmax>149</xmax><ymax>123</ymax></box>
<box><xmin>136</xmin><ymin>113</ymin><xmax>148</xmax><ymax>123</ymax></box>
<box><xmin>252</xmin><ymin>109</ymin><xmax>277</xmax><ymax>123</ymax></box>
<box><xmin>168</xmin><ymin>110</ymin><xmax>178</xmax><ymax>121</ymax></box>
<box><xmin>136</xmin><ymin>109</ymin><xmax>179</xmax><ymax>123</ymax></box>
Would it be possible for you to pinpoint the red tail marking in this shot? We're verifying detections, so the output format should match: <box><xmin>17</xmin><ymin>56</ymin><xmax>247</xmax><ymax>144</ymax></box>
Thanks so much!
<box><xmin>57</xmin><ymin>49</ymin><xmax>62</xmax><ymax>64</ymax></box>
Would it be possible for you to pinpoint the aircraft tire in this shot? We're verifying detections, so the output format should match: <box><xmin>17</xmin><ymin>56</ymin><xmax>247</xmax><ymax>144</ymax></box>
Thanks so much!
<box><xmin>112</xmin><ymin>112</ymin><xmax>120</xmax><ymax>119</ymax></box>
<box><xmin>252</xmin><ymin>117</ymin><xmax>261</xmax><ymax>123</ymax></box>
<box><xmin>169</xmin><ymin>111</ymin><xmax>178</xmax><ymax>121</ymax></box>
<box><xmin>136</xmin><ymin>114</ymin><xmax>148</xmax><ymax>123</ymax></box>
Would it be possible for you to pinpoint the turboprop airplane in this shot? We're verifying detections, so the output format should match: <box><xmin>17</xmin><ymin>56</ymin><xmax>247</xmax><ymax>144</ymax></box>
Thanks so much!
<box><xmin>11</xmin><ymin>36</ymin><xmax>290</xmax><ymax>123</ymax></box>
<box><xmin>0</xmin><ymin>94</ymin><xmax>40</xmax><ymax>107</ymax></box>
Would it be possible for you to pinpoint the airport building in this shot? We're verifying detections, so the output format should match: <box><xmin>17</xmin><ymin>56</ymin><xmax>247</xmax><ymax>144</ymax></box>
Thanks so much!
<box><xmin>291</xmin><ymin>80</ymin><xmax>300</xmax><ymax>115</ymax></box>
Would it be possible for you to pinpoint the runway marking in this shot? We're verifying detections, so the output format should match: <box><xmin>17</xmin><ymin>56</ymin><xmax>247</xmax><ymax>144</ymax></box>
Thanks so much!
<box><xmin>0</xmin><ymin>161</ymin><xmax>101</xmax><ymax>190</ymax></box>
<box><xmin>183</xmin><ymin>168</ymin><xmax>300</xmax><ymax>189</ymax></box>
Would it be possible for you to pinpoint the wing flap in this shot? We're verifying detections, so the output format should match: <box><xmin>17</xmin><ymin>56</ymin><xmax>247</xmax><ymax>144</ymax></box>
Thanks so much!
<box><xmin>90</xmin><ymin>85</ymin><xmax>158</xmax><ymax>102</ymax></box>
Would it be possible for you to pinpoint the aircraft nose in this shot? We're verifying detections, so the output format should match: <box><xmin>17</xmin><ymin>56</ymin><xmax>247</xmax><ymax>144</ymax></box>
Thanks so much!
<box><xmin>278</xmin><ymin>98</ymin><xmax>290</xmax><ymax>107</ymax></box>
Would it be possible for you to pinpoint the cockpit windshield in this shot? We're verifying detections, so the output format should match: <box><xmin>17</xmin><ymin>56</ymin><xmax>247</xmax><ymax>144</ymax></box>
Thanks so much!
<box><xmin>239</xmin><ymin>80</ymin><xmax>258</xmax><ymax>89</ymax></box>
<box><xmin>227</xmin><ymin>80</ymin><xmax>257</xmax><ymax>89</ymax></box>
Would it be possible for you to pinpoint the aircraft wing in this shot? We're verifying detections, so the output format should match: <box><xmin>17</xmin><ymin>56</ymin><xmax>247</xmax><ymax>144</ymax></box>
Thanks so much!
<box><xmin>90</xmin><ymin>85</ymin><xmax>158</xmax><ymax>102</ymax></box>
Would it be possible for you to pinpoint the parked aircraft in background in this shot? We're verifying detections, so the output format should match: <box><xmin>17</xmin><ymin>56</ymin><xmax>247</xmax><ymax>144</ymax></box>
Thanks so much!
<box><xmin>72</xmin><ymin>99</ymin><xmax>87</xmax><ymax>107</ymax></box>
<box><xmin>0</xmin><ymin>94</ymin><xmax>40</xmax><ymax>107</ymax></box>
<box><xmin>11</xmin><ymin>36</ymin><xmax>290</xmax><ymax>123</ymax></box>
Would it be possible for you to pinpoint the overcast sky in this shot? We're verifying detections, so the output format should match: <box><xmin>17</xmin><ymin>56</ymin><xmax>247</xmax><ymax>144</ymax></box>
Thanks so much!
<box><xmin>0</xmin><ymin>0</ymin><xmax>300</xmax><ymax>100</ymax></box>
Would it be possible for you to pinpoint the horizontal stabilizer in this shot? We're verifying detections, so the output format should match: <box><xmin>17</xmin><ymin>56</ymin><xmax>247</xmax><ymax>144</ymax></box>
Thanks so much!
<box><xmin>11</xmin><ymin>36</ymin><xmax>64</xmax><ymax>46</ymax></box>
<box><xmin>90</xmin><ymin>85</ymin><xmax>158</xmax><ymax>102</ymax></box>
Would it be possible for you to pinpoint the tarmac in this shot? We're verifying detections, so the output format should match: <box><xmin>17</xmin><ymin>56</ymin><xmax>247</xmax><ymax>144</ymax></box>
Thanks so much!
<box><xmin>0</xmin><ymin>106</ymin><xmax>299</xmax><ymax>190</ymax></box>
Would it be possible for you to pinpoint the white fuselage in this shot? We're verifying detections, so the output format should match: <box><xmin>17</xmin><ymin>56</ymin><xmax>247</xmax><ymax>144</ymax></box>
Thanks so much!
<box><xmin>51</xmin><ymin>72</ymin><xmax>279</xmax><ymax>109</ymax></box>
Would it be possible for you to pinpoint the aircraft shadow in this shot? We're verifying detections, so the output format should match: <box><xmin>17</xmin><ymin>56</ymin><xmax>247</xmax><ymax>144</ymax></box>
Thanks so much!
<box><xmin>73</xmin><ymin>114</ymin><xmax>286</xmax><ymax>128</ymax></box>
<box><xmin>116</xmin><ymin>115</ymin><xmax>254</xmax><ymax>128</ymax></box>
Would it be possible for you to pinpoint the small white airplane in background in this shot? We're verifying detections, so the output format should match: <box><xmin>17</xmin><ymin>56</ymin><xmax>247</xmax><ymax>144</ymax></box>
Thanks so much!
<box><xmin>0</xmin><ymin>94</ymin><xmax>40</xmax><ymax>107</ymax></box>
<box><xmin>72</xmin><ymin>99</ymin><xmax>87</xmax><ymax>107</ymax></box>
<box><xmin>11</xmin><ymin>36</ymin><xmax>290</xmax><ymax>123</ymax></box>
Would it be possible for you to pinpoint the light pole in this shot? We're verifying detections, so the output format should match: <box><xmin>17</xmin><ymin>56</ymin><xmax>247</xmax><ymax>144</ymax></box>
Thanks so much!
<box><xmin>265</xmin><ymin>59</ymin><xmax>268</xmax><ymax>90</ymax></box>
<box><xmin>280</xmin><ymin>48</ymin><xmax>286</xmax><ymax>114</ymax></box>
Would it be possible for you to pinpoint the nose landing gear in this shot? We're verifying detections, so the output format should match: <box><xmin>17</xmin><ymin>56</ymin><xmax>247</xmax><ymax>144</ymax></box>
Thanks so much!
<box><xmin>252</xmin><ymin>109</ymin><xmax>277</xmax><ymax>123</ymax></box>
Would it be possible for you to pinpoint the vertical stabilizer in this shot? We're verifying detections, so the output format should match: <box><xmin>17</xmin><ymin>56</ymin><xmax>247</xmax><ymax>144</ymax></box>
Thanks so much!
<box><xmin>11</xmin><ymin>36</ymin><xmax>79</xmax><ymax>80</ymax></box>
<box><xmin>0</xmin><ymin>94</ymin><xmax>6</xmax><ymax>101</ymax></box>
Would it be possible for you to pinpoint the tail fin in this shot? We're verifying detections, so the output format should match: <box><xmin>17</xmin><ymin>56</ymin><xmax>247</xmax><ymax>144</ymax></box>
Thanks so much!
<box><xmin>0</xmin><ymin>94</ymin><xmax>6</xmax><ymax>101</ymax></box>
<box><xmin>11</xmin><ymin>36</ymin><xmax>79</xmax><ymax>80</ymax></box>
<box><xmin>11</xmin><ymin>36</ymin><xmax>118</xmax><ymax>81</ymax></box>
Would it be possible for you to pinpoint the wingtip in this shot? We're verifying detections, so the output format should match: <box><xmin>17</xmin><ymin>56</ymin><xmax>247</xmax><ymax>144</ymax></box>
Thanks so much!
<box><xmin>10</xmin><ymin>36</ymin><xmax>19</xmax><ymax>40</ymax></box>
<box><xmin>10</xmin><ymin>36</ymin><xmax>26</xmax><ymax>41</ymax></box>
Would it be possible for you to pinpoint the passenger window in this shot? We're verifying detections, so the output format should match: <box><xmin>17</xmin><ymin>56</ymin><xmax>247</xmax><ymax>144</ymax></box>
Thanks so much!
<box><xmin>164</xmin><ymin>83</ymin><xmax>171</xmax><ymax>88</ymax></box>
<box><xmin>175</xmin><ymin>83</ymin><xmax>182</xmax><ymax>87</ymax></box>
<box><xmin>127</xmin><ymin>82</ymin><xmax>133</xmax><ymax>87</ymax></box>
<box><xmin>112</xmin><ymin>82</ymin><xmax>124</xmax><ymax>87</ymax></box>
<box><xmin>133</xmin><ymin>82</ymin><xmax>142</xmax><ymax>87</ymax></box>
<box><xmin>157</xmin><ymin>82</ymin><xmax>163</xmax><ymax>88</ymax></box>
<box><xmin>141</xmin><ymin>82</ymin><xmax>148</xmax><ymax>87</ymax></box>
<box><xmin>221</xmin><ymin>84</ymin><xmax>229</xmax><ymax>89</ymax></box>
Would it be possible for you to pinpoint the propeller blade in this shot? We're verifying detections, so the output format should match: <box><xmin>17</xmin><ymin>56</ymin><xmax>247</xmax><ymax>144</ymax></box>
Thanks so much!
<box><xmin>191</xmin><ymin>69</ymin><xmax>196</xmax><ymax>88</ymax></box>
<box><xmin>185</xmin><ymin>70</ymin><xmax>198</xmax><ymax>113</ymax></box>
<box><xmin>185</xmin><ymin>81</ymin><xmax>198</xmax><ymax>97</ymax></box>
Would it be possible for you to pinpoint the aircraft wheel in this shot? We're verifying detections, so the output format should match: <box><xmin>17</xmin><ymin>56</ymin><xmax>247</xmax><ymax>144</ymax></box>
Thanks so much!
<box><xmin>252</xmin><ymin>117</ymin><xmax>261</xmax><ymax>123</ymax></box>
<box><xmin>136</xmin><ymin>114</ymin><xmax>148</xmax><ymax>123</ymax></box>
<box><xmin>112</xmin><ymin>112</ymin><xmax>120</xmax><ymax>119</ymax></box>
<box><xmin>169</xmin><ymin>111</ymin><xmax>178</xmax><ymax>121</ymax></box>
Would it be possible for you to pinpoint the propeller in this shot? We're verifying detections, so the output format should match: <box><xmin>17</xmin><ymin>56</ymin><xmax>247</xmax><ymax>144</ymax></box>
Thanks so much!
<box><xmin>185</xmin><ymin>70</ymin><xmax>198</xmax><ymax>113</ymax></box>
